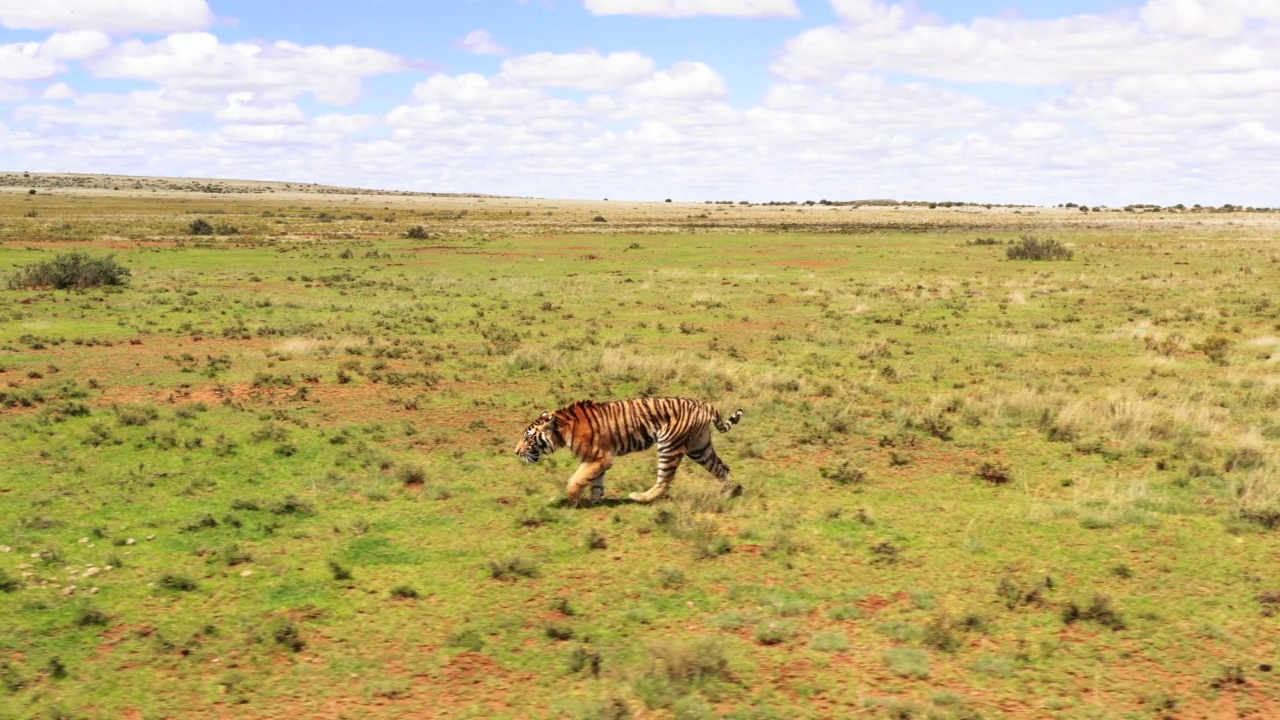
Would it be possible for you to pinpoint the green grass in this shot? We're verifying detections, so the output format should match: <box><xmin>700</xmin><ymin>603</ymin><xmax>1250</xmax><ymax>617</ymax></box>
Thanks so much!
<box><xmin>2</xmin><ymin>192</ymin><xmax>1280</xmax><ymax>717</ymax></box>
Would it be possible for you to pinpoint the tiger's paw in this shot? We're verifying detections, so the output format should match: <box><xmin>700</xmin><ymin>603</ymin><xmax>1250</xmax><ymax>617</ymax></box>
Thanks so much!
<box><xmin>628</xmin><ymin>492</ymin><xmax>650</xmax><ymax>503</ymax></box>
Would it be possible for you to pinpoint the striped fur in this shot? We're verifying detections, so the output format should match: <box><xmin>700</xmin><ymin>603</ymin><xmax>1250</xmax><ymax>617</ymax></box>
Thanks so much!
<box><xmin>514</xmin><ymin>397</ymin><xmax>743</xmax><ymax>504</ymax></box>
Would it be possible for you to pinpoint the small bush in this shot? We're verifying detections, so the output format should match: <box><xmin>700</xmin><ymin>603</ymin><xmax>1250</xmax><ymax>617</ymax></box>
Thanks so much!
<box><xmin>922</xmin><ymin>614</ymin><xmax>961</xmax><ymax>653</ymax></box>
<box><xmin>390</xmin><ymin>585</ymin><xmax>420</xmax><ymax>599</ymax></box>
<box><xmin>7</xmin><ymin>252</ymin><xmax>131</xmax><ymax>290</ymax></box>
<box><xmin>1006</xmin><ymin>236</ymin><xmax>1073</xmax><ymax>261</ymax></box>
<box><xmin>585</xmin><ymin>529</ymin><xmax>608</xmax><ymax>550</ymax></box>
<box><xmin>975</xmin><ymin>461</ymin><xmax>1012</xmax><ymax>485</ymax></box>
<box><xmin>270</xmin><ymin>495</ymin><xmax>315</xmax><ymax>516</ymax></box>
<box><xmin>819</xmin><ymin>459</ymin><xmax>867</xmax><ymax>485</ymax></box>
<box><xmin>398</xmin><ymin>464</ymin><xmax>427</xmax><ymax>485</ymax></box>
<box><xmin>657</xmin><ymin>566</ymin><xmax>686</xmax><ymax>588</ymax></box>
<box><xmin>1194</xmin><ymin>335</ymin><xmax>1232</xmax><ymax>365</ymax></box>
<box><xmin>447</xmin><ymin>628</ymin><xmax>484</xmax><ymax>651</ymax></box>
<box><xmin>545</xmin><ymin>624</ymin><xmax>574</xmax><ymax>641</ymax></box>
<box><xmin>1231</xmin><ymin>470</ymin><xmax>1280</xmax><ymax>529</ymax></box>
<box><xmin>0</xmin><ymin>569</ymin><xmax>22</xmax><ymax>593</ymax></box>
<box><xmin>568</xmin><ymin>646</ymin><xmax>602</xmax><ymax>676</ymax></box>
<box><xmin>809</xmin><ymin>630</ymin><xmax>850</xmax><ymax>652</ymax></box>
<box><xmin>754</xmin><ymin>619</ymin><xmax>797</xmax><ymax>645</ymax></box>
<box><xmin>997</xmin><ymin>576</ymin><xmax>1052</xmax><ymax>609</ymax></box>
<box><xmin>328</xmin><ymin>560</ymin><xmax>353</xmax><ymax>581</ymax></box>
<box><xmin>827</xmin><ymin>605</ymin><xmax>863</xmax><ymax>621</ymax></box>
<box><xmin>271</xmin><ymin>619</ymin><xmax>305</xmax><ymax>652</ymax></box>
<box><xmin>882</xmin><ymin>647</ymin><xmax>930</xmax><ymax>678</ymax></box>
<box><xmin>159</xmin><ymin>574</ymin><xmax>199</xmax><ymax>591</ymax></box>
<box><xmin>1062</xmin><ymin>594</ymin><xmax>1126</xmax><ymax>630</ymax></box>
<box><xmin>405</xmin><ymin>225</ymin><xmax>428</xmax><ymax>239</ymax></box>
<box><xmin>112</xmin><ymin>403</ymin><xmax>159</xmax><ymax>427</ymax></box>
<box><xmin>72</xmin><ymin>606</ymin><xmax>109</xmax><ymax>625</ymax></box>
<box><xmin>189</xmin><ymin>218</ymin><xmax>214</xmax><ymax>235</ymax></box>
<box><xmin>489</xmin><ymin>556</ymin><xmax>539</xmax><ymax>580</ymax></box>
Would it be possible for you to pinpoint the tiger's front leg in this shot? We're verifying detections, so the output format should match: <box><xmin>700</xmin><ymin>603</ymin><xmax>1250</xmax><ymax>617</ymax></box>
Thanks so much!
<box><xmin>590</xmin><ymin>471</ymin><xmax>607</xmax><ymax>503</ymax></box>
<box><xmin>566</xmin><ymin>458</ymin><xmax>611</xmax><ymax>505</ymax></box>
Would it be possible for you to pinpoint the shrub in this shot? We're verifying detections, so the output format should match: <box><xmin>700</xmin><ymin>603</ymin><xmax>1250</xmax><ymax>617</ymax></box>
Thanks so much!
<box><xmin>159</xmin><ymin>574</ymin><xmax>199</xmax><ymax>591</ymax></box>
<box><xmin>405</xmin><ymin>225</ymin><xmax>428</xmax><ymax>239</ymax></box>
<box><xmin>922</xmin><ymin>614</ymin><xmax>961</xmax><ymax>653</ymax></box>
<box><xmin>489</xmin><ymin>556</ymin><xmax>539</xmax><ymax>580</ymax></box>
<box><xmin>882</xmin><ymin>647</ymin><xmax>930</xmax><ymax>678</ymax></box>
<box><xmin>819</xmin><ymin>459</ymin><xmax>867</xmax><ymax>485</ymax></box>
<box><xmin>75</xmin><ymin>607</ymin><xmax>110</xmax><ymax>627</ymax></box>
<box><xmin>447</xmin><ymin>628</ymin><xmax>484</xmax><ymax>651</ymax></box>
<box><xmin>1193</xmin><ymin>335</ymin><xmax>1232</xmax><ymax>365</ymax></box>
<box><xmin>398</xmin><ymin>464</ymin><xmax>427</xmax><ymax>485</ymax></box>
<box><xmin>810</xmin><ymin>630</ymin><xmax>850</xmax><ymax>652</ymax></box>
<box><xmin>390</xmin><ymin>585</ymin><xmax>420</xmax><ymax>599</ymax></box>
<box><xmin>754</xmin><ymin>619</ymin><xmax>797</xmax><ymax>645</ymax></box>
<box><xmin>975</xmin><ymin>461</ymin><xmax>1012</xmax><ymax>485</ymax></box>
<box><xmin>189</xmin><ymin>218</ymin><xmax>214</xmax><ymax>235</ymax></box>
<box><xmin>0</xmin><ymin>569</ymin><xmax>23</xmax><ymax>593</ymax></box>
<box><xmin>328</xmin><ymin>560</ymin><xmax>353</xmax><ymax>581</ymax></box>
<box><xmin>271</xmin><ymin>619</ymin><xmax>305</xmax><ymax>652</ymax></box>
<box><xmin>1062</xmin><ymin>594</ymin><xmax>1126</xmax><ymax>630</ymax></box>
<box><xmin>1006</xmin><ymin>236</ymin><xmax>1073</xmax><ymax>261</ymax></box>
<box><xmin>1231</xmin><ymin>470</ymin><xmax>1280</xmax><ymax>529</ymax></box>
<box><xmin>7</xmin><ymin>252</ymin><xmax>131</xmax><ymax>290</ymax></box>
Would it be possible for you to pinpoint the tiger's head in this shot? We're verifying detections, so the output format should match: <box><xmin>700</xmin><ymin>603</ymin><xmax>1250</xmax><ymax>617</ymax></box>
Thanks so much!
<box><xmin>514</xmin><ymin>411</ymin><xmax>558</xmax><ymax>464</ymax></box>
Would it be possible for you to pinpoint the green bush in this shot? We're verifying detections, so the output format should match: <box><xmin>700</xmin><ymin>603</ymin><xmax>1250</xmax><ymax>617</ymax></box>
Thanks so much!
<box><xmin>1006</xmin><ymin>236</ymin><xmax>1073</xmax><ymax>261</ymax></box>
<box><xmin>7</xmin><ymin>252</ymin><xmax>131</xmax><ymax>290</ymax></box>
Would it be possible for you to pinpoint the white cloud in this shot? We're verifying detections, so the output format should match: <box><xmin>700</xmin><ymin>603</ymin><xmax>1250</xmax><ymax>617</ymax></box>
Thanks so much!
<box><xmin>42</xmin><ymin>82</ymin><xmax>76</xmax><ymax>100</ymax></box>
<box><xmin>1141</xmin><ymin>0</ymin><xmax>1280</xmax><ymax>39</ymax></box>
<box><xmin>89</xmin><ymin>33</ymin><xmax>406</xmax><ymax>105</ymax></box>
<box><xmin>0</xmin><ymin>0</ymin><xmax>212</xmax><ymax>34</ymax></box>
<box><xmin>411</xmin><ymin>73</ymin><xmax>548</xmax><ymax>110</ymax></box>
<box><xmin>0</xmin><ymin>82</ymin><xmax>29</xmax><ymax>101</ymax></box>
<box><xmin>584</xmin><ymin>0</ymin><xmax>800</xmax><ymax>18</ymax></box>
<box><xmin>502</xmin><ymin>51</ymin><xmax>655</xmax><ymax>91</ymax></box>
<box><xmin>0</xmin><ymin>33</ymin><xmax>109</xmax><ymax>81</ymax></box>
<box><xmin>776</xmin><ymin>0</ymin><xmax>1279</xmax><ymax>85</ymax></box>
<box><xmin>624</xmin><ymin>61</ymin><xmax>727</xmax><ymax>101</ymax></box>
<box><xmin>457</xmin><ymin>29</ymin><xmax>508</xmax><ymax>56</ymax></box>
<box><xmin>41</xmin><ymin>31</ymin><xmax>113</xmax><ymax>61</ymax></box>
<box><xmin>215</xmin><ymin>93</ymin><xmax>306</xmax><ymax>124</ymax></box>
<box><xmin>0</xmin><ymin>43</ymin><xmax>63</xmax><ymax>81</ymax></box>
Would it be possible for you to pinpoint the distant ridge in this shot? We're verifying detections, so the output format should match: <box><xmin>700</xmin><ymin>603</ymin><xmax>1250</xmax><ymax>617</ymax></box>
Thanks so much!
<box><xmin>0</xmin><ymin>171</ymin><xmax>509</xmax><ymax>198</ymax></box>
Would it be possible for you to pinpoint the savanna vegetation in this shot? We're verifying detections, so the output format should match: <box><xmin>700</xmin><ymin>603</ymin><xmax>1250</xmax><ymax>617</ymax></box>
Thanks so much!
<box><xmin>1</xmin><ymin>183</ymin><xmax>1279</xmax><ymax>718</ymax></box>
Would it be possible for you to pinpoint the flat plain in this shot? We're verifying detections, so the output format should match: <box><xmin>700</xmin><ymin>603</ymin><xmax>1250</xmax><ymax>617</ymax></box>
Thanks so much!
<box><xmin>2</xmin><ymin>177</ymin><xmax>1279</xmax><ymax>719</ymax></box>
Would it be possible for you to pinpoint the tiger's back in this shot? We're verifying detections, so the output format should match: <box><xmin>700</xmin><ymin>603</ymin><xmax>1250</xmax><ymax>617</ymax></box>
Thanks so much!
<box><xmin>553</xmin><ymin>397</ymin><xmax>735</xmax><ymax>459</ymax></box>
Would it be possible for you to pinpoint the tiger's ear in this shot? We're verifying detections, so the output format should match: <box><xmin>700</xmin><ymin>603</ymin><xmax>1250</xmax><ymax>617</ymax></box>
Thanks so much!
<box><xmin>540</xmin><ymin>411</ymin><xmax>551</xmax><ymax>419</ymax></box>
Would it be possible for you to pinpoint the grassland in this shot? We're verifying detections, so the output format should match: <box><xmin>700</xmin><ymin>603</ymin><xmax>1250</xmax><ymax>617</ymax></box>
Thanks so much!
<box><xmin>2</xmin><ymin>181</ymin><xmax>1279</xmax><ymax>719</ymax></box>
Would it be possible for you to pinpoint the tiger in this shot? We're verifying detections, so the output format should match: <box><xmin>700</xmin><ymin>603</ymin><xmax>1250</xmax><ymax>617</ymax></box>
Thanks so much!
<box><xmin>514</xmin><ymin>397</ymin><xmax>743</xmax><ymax>504</ymax></box>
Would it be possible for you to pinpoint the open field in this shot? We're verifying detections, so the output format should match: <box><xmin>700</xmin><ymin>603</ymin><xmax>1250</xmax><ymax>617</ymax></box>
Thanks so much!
<box><xmin>2</xmin><ymin>181</ymin><xmax>1280</xmax><ymax>719</ymax></box>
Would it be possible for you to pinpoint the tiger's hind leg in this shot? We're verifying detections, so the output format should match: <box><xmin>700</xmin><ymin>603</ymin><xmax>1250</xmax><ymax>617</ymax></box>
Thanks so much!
<box><xmin>687</xmin><ymin>434</ymin><xmax>741</xmax><ymax>498</ymax></box>
<box><xmin>629</xmin><ymin>443</ymin><xmax>684</xmax><ymax>503</ymax></box>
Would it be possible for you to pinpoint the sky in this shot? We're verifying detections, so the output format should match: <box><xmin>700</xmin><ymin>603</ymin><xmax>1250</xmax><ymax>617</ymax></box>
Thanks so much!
<box><xmin>1</xmin><ymin>0</ymin><xmax>1277</xmax><ymax>205</ymax></box>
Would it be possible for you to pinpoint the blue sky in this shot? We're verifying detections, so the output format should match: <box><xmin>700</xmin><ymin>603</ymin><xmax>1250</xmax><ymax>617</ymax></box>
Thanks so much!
<box><xmin>1</xmin><ymin>0</ymin><xmax>1277</xmax><ymax>205</ymax></box>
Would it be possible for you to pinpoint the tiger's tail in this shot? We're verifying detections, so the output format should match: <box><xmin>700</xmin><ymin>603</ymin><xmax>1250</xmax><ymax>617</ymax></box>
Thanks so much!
<box><xmin>715</xmin><ymin>407</ymin><xmax>743</xmax><ymax>433</ymax></box>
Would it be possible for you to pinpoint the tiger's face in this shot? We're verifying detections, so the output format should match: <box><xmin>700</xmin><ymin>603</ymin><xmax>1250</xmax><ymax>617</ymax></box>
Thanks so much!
<box><xmin>515</xmin><ymin>411</ymin><xmax>556</xmax><ymax>464</ymax></box>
